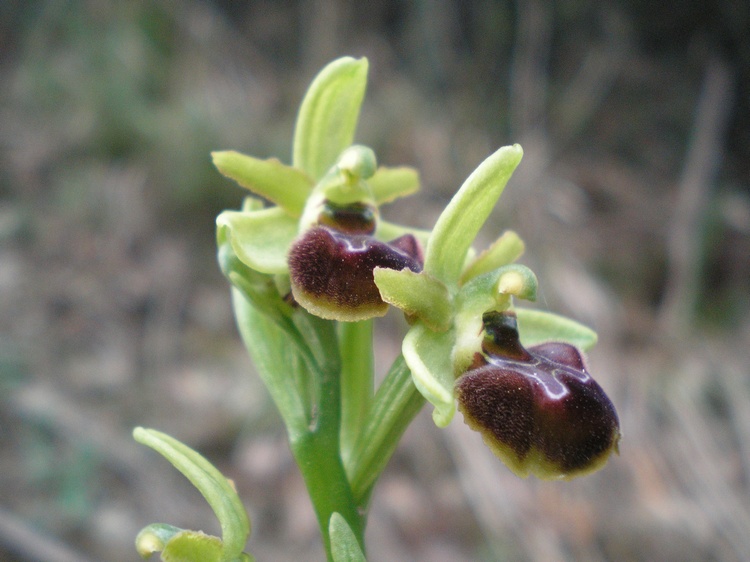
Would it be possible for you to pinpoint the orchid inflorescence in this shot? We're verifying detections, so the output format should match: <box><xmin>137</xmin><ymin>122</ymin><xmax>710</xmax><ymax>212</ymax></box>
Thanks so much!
<box><xmin>134</xmin><ymin>57</ymin><xmax>620</xmax><ymax>562</ymax></box>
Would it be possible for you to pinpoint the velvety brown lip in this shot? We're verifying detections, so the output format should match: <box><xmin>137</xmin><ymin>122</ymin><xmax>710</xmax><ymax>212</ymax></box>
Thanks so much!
<box><xmin>456</xmin><ymin>311</ymin><xmax>620</xmax><ymax>478</ymax></box>
<box><xmin>288</xmin><ymin>226</ymin><xmax>423</xmax><ymax>319</ymax></box>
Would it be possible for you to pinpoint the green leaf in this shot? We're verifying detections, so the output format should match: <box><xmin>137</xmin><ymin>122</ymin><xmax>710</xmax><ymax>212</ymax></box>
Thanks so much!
<box><xmin>132</xmin><ymin>428</ymin><xmax>250</xmax><ymax>562</ymax></box>
<box><xmin>329</xmin><ymin>513</ymin><xmax>367</xmax><ymax>562</ymax></box>
<box><xmin>459</xmin><ymin>230</ymin><xmax>525</xmax><ymax>284</ymax></box>
<box><xmin>231</xmin><ymin>288</ymin><xmax>313</xmax><ymax>436</ymax></box>
<box><xmin>293</xmin><ymin>57</ymin><xmax>369</xmax><ymax>180</ymax></box>
<box><xmin>424</xmin><ymin>144</ymin><xmax>523</xmax><ymax>288</ymax></box>
<box><xmin>368</xmin><ymin>166</ymin><xmax>420</xmax><ymax>205</ymax></box>
<box><xmin>160</xmin><ymin>531</ymin><xmax>255</xmax><ymax>562</ymax></box>
<box><xmin>347</xmin><ymin>355</ymin><xmax>424</xmax><ymax>502</ymax></box>
<box><xmin>216</xmin><ymin>208</ymin><xmax>298</xmax><ymax>275</ymax></box>
<box><xmin>515</xmin><ymin>308</ymin><xmax>598</xmax><ymax>350</ymax></box>
<box><xmin>161</xmin><ymin>531</ymin><xmax>224</xmax><ymax>562</ymax></box>
<box><xmin>373</xmin><ymin>268</ymin><xmax>452</xmax><ymax>331</ymax></box>
<box><xmin>212</xmin><ymin>151</ymin><xmax>313</xmax><ymax>217</ymax></box>
<box><xmin>402</xmin><ymin>323</ymin><xmax>456</xmax><ymax>427</ymax></box>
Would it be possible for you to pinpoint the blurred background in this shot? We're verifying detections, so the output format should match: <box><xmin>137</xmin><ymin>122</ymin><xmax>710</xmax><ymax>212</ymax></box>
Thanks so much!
<box><xmin>1</xmin><ymin>1</ymin><xmax>749</xmax><ymax>560</ymax></box>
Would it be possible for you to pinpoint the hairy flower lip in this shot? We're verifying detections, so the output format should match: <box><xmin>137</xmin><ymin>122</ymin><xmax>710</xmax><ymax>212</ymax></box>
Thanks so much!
<box><xmin>456</xmin><ymin>311</ymin><xmax>620</xmax><ymax>479</ymax></box>
<box><xmin>288</xmin><ymin>226</ymin><xmax>424</xmax><ymax>321</ymax></box>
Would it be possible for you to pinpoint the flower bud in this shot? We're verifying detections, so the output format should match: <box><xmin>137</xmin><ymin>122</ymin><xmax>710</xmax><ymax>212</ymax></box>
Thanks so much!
<box><xmin>456</xmin><ymin>311</ymin><xmax>620</xmax><ymax>480</ymax></box>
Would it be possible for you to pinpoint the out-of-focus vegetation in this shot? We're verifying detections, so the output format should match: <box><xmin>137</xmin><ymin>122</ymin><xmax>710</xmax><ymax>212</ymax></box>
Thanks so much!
<box><xmin>1</xmin><ymin>1</ymin><xmax>749</xmax><ymax>561</ymax></box>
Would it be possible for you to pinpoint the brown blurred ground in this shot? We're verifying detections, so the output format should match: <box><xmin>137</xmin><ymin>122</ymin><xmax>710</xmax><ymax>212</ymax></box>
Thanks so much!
<box><xmin>1</xmin><ymin>1</ymin><xmax>749</xmax><ymax>561</ymax></box>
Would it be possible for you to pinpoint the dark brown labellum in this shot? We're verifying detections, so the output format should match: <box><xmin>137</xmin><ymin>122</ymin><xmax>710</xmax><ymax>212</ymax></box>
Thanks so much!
<box><xmin>456</xmin><ymin>311</ymin><xmax>620</xmax><ymax>479</ymax></box>
<box><xmin>288</xmin><ymin>226</ymin><xmax>423</xmax><ymax>321</ymax></box>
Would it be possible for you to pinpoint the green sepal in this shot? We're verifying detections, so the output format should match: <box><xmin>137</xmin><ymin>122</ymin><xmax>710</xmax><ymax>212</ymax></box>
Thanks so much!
<box><xmin>216</xmin><ymin>208</ymin><xmax>298</xmax><ymax>275</ymax></box>
<box><xmin>424</xmin><ymin>144</ymin><xmax>523</xmax><ymax>288</ymax></box>
<box><xmin>459</xmin><ymin>230</ymin><xmax>525</xmax><ymax>284</ymax></box>
<box><xmin>373</xmin><ymin>267</ymin><xmax>452</xmax><ymax>331</ymax></box>
<box><xmin>212</xmin><ymin>151</ymin><xmax>312</xmax><ymax>217</ymax></box>
<box><xmin>402</xmin><ymin>323</ymin><xmax>456</xmax><ymax>427</ymax></box>
<box><xmin>329</xmin><ymin>513</ymin><xmax>367</xmax><ymax>562</ymax></box>
<box><xmin>369</xmin><ymin>166</ymin><xmax>420</xmax><ymax>205</ymax></box>
<box><xmin>216</xmin><ymin>216</ymin><xmax>298</xmax><ymax>335</ymax></box>
<box><xmin>132</xmin><ymin>428</ymin><xmax>251</xmax><ymax>562</ymax></box>
<box><xmin>293</xmin><ymin>57</ymin><xmax>369</xmax><ymax>181</ymax></box>
<box><xmin>515</xmin><ymin>308</ymin><xmax>598</xmax><ymax>351</ymax></box>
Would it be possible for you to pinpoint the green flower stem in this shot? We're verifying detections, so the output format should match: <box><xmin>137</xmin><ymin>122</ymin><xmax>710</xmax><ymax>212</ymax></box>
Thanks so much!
<box><xmin>232</xmin><ymin>289</ymin><xmax>365</xmax><ymax>559</ymax></box>
<box><xmin>347</xmin><ymin>355</ymin><xmax>425</xmax><ymax>504</ymax></box>
<box><xmin>290</xmin><ymin>315</ymin><xmax>366</xmax><ymax>559</ymax></box>
<box><xmin>290</xmin><ymin>419</ymin><xmax>365</xmax><ymax>560</ymax></box>
<box><xmin>339</xmin><ymin>320</ymin><xmax>374</xmax><ymax>467</ymax></box>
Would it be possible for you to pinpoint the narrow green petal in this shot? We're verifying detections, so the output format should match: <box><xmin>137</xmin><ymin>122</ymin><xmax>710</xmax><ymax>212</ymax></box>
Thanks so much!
<box><xmin>212</xmin><ymin>151</ymin><xmax>313</xmax><ymax>216</ymax></box>
<box><xmin>460</xmin><ymin>230</ymin><xmax>525</xmax><ymax>284</ymax></box>
<box><xmin>132</xmin><ymin>428</ymin><xmax>250</xmax><ymax>562</ymax></box>
<box><xmin>373</xmin><ymin>268</ymin><xmax>452</xmax><ymax>331</ymax></box>
<box><xmin>402</xmin><ymin>323</ymin><xmax>456</xmax><ymax>427</ymax></box>
<box><xmin>369</xmin><ymin>166</ymin><xmax>420</xmax><ymax>205</ymax></box>
<box><xmin>424</xmin><ymin>144</ymin><xmax>523</xmax><ymax>288</ymax></box>
<box><xmin>329</xmin><ymin>513</ymin><xmax>366</xmax><ymax>562</ymax></box>
<box><xmin>293</xmin><ymin>57</ymin><xmax>369</xmax><ymax>181</ymax></box>
<box><xmin>216</xmin><ymin>209</ymin><xmax>298</xmax><ymax>274</ymax></box>
<box><xmin>515</xmin><ymin>308</ymin><xmax>598</xmax><ymax>350</ymax></box>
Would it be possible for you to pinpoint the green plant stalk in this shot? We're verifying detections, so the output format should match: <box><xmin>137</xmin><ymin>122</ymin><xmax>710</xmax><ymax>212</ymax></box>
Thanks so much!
<box><xmin>288</xmin><ymin>323</ymin><xmax>367</xmax><ymax>560</ymax></box>
<box><xmin>339</xmin><ymin>320</ymin><xmax>374</xmax><ymax>467</ymax></box>
<box><xmin>232</xmin><ymin>289</ymin><xmax>365</xmax><ymax>559</ymax></box>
